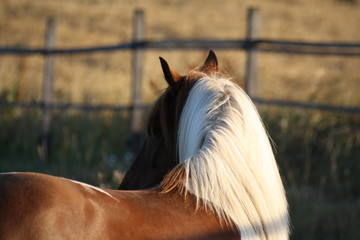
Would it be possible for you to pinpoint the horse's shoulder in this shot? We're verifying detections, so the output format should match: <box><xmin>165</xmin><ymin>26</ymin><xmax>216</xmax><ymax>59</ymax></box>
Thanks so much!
<box><xmin>0</xmin><ymin>173</ymin><xmax>59</xmax><ymax>237</ymax></box>
<box><xmin>0</xmin><ymin>172</ymin><xmax>55</xmax><ymax>197</ymax></box>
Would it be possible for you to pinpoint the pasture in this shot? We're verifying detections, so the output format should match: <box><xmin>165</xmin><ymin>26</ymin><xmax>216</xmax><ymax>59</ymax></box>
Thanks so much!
<box><xmin>0</xmin><ymin>0</ymin><xmax>360</xmax><ymax>239</ymax></box>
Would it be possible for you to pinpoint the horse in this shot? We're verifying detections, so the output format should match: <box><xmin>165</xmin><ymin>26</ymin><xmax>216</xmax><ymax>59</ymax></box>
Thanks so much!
<box><xmin>0</xmin><ymin>51</ymin><xmax>289</xmax><ymax>240</ymax></box>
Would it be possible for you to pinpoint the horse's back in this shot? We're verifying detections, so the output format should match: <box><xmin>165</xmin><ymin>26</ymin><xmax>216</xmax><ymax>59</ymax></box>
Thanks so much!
<box><xmin>108</xmin><ymin>189</ymin><xmax>240</xmax><ymax>240</ymax></box>
<box><xmin>0</xmin><ymin>172</ymin><xmax>239</xmax><ymax>240</ymax></box>
<box><xmin>0</xmin><ymin>172</ymin><xmax>114</xmax><ymax>240</ymax></box>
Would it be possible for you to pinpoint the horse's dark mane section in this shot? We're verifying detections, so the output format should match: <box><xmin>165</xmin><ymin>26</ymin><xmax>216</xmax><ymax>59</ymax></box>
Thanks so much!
<box><xmin>119</xmin><ymin>74</ymin><xmax>198</xmax><ymax>190</ymax></box>
<box><xmin>147</xmin><ymin>76</ymin><xmax>197</xmax><ymax>153</ymax></box>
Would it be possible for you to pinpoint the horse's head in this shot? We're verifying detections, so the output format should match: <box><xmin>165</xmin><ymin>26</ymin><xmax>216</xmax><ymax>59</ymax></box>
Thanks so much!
<box><xmin>119</xmin><ymin>51</ymin><xmax>219</xmax><ymax>190</ymax></box>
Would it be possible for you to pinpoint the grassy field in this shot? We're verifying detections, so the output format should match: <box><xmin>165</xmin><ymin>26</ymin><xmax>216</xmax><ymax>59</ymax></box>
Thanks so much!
<box><xmin>1</xmin><ymin>0</ymin><xmax>360</xmax><ymax>239</ymax></box>
<box><xmin>1</xmin><ymin>107</ymin><xmax>359</xmax><ymax>239</ymax></box>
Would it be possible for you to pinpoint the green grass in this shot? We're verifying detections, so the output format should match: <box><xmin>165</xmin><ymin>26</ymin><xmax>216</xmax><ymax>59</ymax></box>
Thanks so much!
<box><xmin>0</xmin><ymin>106</ymin><xmax>359</xmax><ymax>239</ymax></box>
<box><xmin>260</xmin><ymin>107</ymin><xmax>360</xmax><ymax>239</ymax></box>
<box><xmin>0</xmin><ymin>108</ymin><xmax>130</xmax><ymax>188</ymax></box>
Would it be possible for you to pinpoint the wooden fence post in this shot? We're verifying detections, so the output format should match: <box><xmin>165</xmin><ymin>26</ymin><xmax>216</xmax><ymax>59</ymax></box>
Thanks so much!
<box><xmin>38</xmin><ymin>17</ymin><xmax>56</xmax><ymax>163</ymax></box>
<box><xmin>244</xmin><ymin>8</ymin><xmax>261</xmax><ymax>97</ymax></box>
<box><xmin>127</xmin><ymin>9</ymin><xmax>145</xmax><ymax>164</ymax></box>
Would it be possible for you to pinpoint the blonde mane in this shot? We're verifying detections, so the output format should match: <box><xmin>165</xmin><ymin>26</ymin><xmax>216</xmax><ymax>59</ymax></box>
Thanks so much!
<box><xmin>161</xmin><ymin>75</ymin><xmax>289</xmax><ymax>240</ymax></box>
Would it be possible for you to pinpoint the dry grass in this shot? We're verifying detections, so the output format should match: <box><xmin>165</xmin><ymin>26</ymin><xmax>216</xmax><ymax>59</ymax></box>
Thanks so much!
<box><xmin>0</xmin><ymin>0</ymin><xmax>359</xmax><ymax>106</ymax></box>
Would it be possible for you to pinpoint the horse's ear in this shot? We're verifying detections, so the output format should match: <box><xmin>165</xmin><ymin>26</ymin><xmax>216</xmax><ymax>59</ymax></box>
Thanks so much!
<box><xmin>200</xmin><ymin>50</ymin><xmax>218</xmax><ymax>74</ymax></box>
<box><xmin>159</xmin><ymin>57</ymin><xmax>181</xmax><ymax>88</ymax></box>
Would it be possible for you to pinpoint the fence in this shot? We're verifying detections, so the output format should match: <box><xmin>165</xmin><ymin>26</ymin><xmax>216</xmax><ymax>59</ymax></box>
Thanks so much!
<box><xmin>1</xmin><ymin>8</ymin><xmax>360</xmax><ymax>162</ymax></box>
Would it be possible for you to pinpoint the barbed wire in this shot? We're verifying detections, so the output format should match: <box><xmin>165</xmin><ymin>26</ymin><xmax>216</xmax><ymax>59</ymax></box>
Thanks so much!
<box><xmin>1</xmin><ymin>39</ymin><xmax>360</xmax><ymax>56</ymax></box>
<box><xmin>252</xmin><ymin>98</ymin><xmax>360</xmax><ymax>114</ymax></box>
<box><xmin>1</xmin><ymin>99</ymin><xmax>359</xmax><ymax>114</ymax></box>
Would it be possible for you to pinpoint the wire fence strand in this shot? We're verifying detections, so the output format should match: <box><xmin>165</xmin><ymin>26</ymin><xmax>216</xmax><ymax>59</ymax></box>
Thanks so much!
<box><xmin>1</xmin><ymin>39</ymin><xmax>360</xmax><ymax>56</ymax></box>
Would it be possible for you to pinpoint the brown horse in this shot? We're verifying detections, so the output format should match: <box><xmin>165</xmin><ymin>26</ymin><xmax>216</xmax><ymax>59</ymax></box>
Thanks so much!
<box><xmin>0</xmin><ymin>51</ymin><xmax>289</xmax><ymax>240</ymax></box>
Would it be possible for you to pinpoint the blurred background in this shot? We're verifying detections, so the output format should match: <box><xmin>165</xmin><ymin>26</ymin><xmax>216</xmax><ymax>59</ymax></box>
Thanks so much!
<box><xmin>0</xmin><ymin>0</ymin><xmax>359</xmax><ymax>239</ymax></box>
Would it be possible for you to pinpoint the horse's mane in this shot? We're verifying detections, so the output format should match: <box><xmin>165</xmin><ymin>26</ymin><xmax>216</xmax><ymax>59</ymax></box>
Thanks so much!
<box><xmin>161</xmin><ymin>74</ymin><xmax>289</xmax><ymax>240</ymax></box>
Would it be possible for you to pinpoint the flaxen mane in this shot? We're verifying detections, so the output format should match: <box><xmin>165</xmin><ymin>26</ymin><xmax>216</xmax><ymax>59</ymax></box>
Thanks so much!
<box><xmin>161</xmin><ymin>74</ymin><xmax>289</xmax><ymax>240</ymax></box>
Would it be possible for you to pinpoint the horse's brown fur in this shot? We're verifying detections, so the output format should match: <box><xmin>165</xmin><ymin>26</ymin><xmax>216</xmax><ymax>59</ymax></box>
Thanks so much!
<box><xmin>0</xmin><ymin>172</ymin><xmax>239</xmax><ymax>239</ymax></box>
